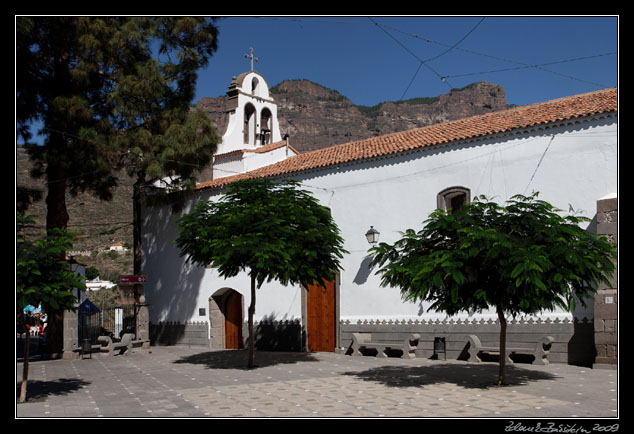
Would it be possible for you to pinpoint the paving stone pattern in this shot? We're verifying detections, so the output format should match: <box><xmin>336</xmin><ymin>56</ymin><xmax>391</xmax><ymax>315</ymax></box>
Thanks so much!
<box><xmin>16</xmin><ymin>347</ymin><xmax>618</xmax><ymax>418</ymax></box>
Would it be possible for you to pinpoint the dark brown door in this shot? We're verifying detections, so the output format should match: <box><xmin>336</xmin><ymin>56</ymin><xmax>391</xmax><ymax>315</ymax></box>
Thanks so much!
<box><xmin>306</xmin><ymin>279</ymin><xmax>336</xmax><ymax>352</ymax></box>
<box><xmin>225</xmin><ymin>292</ymin><xmax>243</xmax><ymax>349</ymax></box>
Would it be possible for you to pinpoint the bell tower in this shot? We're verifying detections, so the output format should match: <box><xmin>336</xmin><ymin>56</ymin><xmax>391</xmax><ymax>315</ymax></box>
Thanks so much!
<box><xmin>216</xmin><ymin>48</ymin><xmax>282</xmax><ymax>155</ymax></box>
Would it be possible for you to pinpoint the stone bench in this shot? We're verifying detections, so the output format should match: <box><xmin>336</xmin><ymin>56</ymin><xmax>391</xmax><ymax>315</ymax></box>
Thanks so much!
<box><xmin>97</xmin><ymin>333</ymin><xmax>150</xmax><ymax>356</ymax></box>
<box><xmin>465</xmin><ymin>334</ymin><xmax>554</xmax><ymax>365</ymax></box>
<box><xmin>350</xmin><ymin>333</ymin><xmax>420</xmax><ymax>359</ymax></box>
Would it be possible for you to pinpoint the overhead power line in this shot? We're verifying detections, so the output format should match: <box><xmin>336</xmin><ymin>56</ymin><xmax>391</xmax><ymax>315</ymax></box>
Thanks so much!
<box><xmin>422</xmin><ymin>17</ymin><xmax>485</xmax><ymax>63</ymax></box>
<box><xmin>367</xmin><ymin>17</ymin><xmax>455</xmax><ymax>95</ymax></box>
<box><xmin>377</xmin><ymin>22</ymin><xmax>615</xmax><ymax>88</ymax></box>
<box><xmin>368</xmin><ymin>17</ymin><xmax>486</xmax><ymax>100</ymax></box>
<box><xmin>440</xmin><ymin>52</ymin><xmax>616</xmax><ymax>87</ymax></box>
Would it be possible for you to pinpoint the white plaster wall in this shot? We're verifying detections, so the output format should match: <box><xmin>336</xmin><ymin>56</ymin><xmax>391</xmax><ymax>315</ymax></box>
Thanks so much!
<box><xmin>243</xmin><ymin>146</ymin><xmax>297</xmax><ymax>172</ymax></box>
<box><xmin>142</xmin><ymin>188</ymin><xmax>303</xmax><ymax>326</ymax></box>
<box><xmin>213</xmin><ymin>146</ymin><xmax>298</xmax><ymax>179</ymax></box>
<box><xmin>142</xmin><ymin>115</ymin><xmax>616</xmax><ymax>329</ymax></box>
<box><xmin>212</xmin><ymin>155</ymin><xmax>245</xmax><ymax>179</ymax></box>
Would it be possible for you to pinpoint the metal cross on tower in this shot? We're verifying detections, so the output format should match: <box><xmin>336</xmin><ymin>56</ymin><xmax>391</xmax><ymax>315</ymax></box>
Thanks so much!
<box><xmin>244</xmin><ymin>47</ymin><xmax>259</xmax><ymax>71</ymax></box>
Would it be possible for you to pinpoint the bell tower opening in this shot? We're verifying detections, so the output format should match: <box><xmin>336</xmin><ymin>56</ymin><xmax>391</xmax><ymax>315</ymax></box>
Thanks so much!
<box><xmin>260</xmin><ymin>108</ymin><xmax>272</xmax><ymax>145</ymax></box>
<box><xmin>243</xmin><ymin>103</ymin><xmax>256</xmax><ymax>145</ymax></box>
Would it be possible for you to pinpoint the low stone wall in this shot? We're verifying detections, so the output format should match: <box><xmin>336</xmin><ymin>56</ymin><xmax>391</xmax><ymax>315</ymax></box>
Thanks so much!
<box><xmin>244</xmin><ymin>319</ymin><xmax>303</xmax><ymax>352</ymax></box>
<box><xmin>147</xmin><ymin>316</ymin><xmax>596</xmax><ymax>365</ymax></box>
<box><xmin>340</xmin><ymin>317</ymin><xmax>595</xmax><ymax>365</ymax></box>
<box><xmin>149</xmin><ymin>321</ymin><xmax>210</xmax><ymax>347</ymax></box>
<box><xmin>149</xmin><ymin>319</ymin><xmax>303</xmax><ymax>351</ymax></box>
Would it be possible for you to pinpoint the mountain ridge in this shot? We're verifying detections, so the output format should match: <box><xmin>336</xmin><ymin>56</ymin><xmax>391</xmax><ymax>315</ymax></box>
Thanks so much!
<box><xmin>17</xmin><ymin>79</ymin><xmax>512</xmax><ymax>279</ymax></box>
<box><xmin>196</xmin><ymin>79</ymin><xmax>513</xmax><ymax>152</ymax></box>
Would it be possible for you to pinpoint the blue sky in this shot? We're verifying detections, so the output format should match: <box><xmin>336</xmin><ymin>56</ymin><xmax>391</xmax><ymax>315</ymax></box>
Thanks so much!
<box><xmin>196</xmin><ymin>16</ymin><xmax>618</xmax><ymax>107</ymax></box>
<box><xmin>17</xmin><ymin>15</ymin><xmax>618</xmax><ymax>146</ymax></box>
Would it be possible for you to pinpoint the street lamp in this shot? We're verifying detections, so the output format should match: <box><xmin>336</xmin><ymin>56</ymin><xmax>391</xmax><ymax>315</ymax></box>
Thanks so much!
<box><xmin>365</xmin><ymin>226</ymin><xmax>380</xmax><ymax>245</ymax></box>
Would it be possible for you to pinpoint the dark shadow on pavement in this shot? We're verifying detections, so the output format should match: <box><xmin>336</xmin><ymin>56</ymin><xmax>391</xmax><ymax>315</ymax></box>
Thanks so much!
<box><xmin>16</xmin><ymin>378</ymin><xmax>91</xmax><ymax>403</ymax></box>
<box><xmin>172</xmin><ymin>349</ymin><xmax>321</xmax><ymax>370</ymax></box>
<box><xmin>341</xmin><ymin>363</ymin><xmax>557</xmax><ymax>389</ymax></box>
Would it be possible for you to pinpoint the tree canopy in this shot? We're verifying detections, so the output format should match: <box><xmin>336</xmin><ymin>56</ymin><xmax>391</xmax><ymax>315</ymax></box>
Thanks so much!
<box><xmin>176</xmin><ymin>178</ymin><xmax>347</xmax><ymax>288</ymax></box>
<box><xmin>176</xmin><ymin>178</ymin><xmax>347</xmax><ymax>366</ymax></box>
<box><xmin>369</xmin><ymin>193</ymin><xmax>616</xmax><ymax>384</ymax></box>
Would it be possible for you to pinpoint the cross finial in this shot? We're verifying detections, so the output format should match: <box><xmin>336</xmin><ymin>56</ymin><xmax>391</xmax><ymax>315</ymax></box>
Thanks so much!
<box><xmin>244</xmin><ymin>47</ymin><xmax>259</xmax><ymax>71</ymax></box>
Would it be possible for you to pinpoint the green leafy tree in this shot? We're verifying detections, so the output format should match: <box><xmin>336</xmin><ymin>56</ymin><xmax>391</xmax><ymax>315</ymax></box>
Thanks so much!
<box><xmin>176</xmin><ymin>179</ymin><xmax>347</xmax><ymax>367</ymax></box>
<box><xmin>85</xmin><ymin>266</ymin><xmax>101</xmax><ymax>281</ymax></box>
<box><xmin>17</xmin><ymin>213</ymin><xmax>86</xmax><ymax>403</ymax></box>
<box><xmin>369</xmin><ymin>193</ymin><xmax>616</xmax><ymax>385</ymax></box>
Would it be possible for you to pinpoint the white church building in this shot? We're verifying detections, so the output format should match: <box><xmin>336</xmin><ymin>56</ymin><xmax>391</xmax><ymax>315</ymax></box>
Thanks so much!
<box><xmin>142</xmin><ymin>66</ymin><xmax>617</xmax><ymax>365</ymax></box>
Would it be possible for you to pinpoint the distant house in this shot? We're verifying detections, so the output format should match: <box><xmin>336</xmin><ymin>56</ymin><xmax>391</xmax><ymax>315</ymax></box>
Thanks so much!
<box><xmin>85</xmin><ymin>277</ymin><xmax>117</xmax><ymax>291</ymax></box>
<box><xmin>109</xmin><ymin>242</ymin><xmax>128</xmax><ymax>253</ymax></box>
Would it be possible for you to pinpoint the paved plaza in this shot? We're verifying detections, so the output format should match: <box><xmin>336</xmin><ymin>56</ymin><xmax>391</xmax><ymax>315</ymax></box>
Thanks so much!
<box><xmin>16</xmin><ymin>346</ymin><xmax>618</xmax><ymax>419</ymax></box>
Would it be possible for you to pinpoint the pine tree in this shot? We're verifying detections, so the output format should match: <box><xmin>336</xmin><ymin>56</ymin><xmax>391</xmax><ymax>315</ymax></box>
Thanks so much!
<box><xmin>17</xmin><ymin>17</ymin><xmax>222</xmax><ymax>321</ymax></box>
<box><xmin>17</xmin><ymin>15</ymin><xmax>220</xmax><ymax>232</ymax></box>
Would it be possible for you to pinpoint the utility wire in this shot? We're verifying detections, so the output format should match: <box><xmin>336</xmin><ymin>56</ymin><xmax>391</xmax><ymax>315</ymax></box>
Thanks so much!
<box><xmin>256</xmin><ymin>16</ymin><xmax>612</xmax><ymax>89</ymax></box>
<box><xmin>399</xmin><ymin>17</ymin><xmax>485</xmax><ymax>100</ymax></box>
<box><xmin>369</xmin><ymin>17</ymin><xmax>486</xmax><ymax>100</ymax></box>
<box><xmin>441</xmin><ymin>52</ymin><xmax>616</xmax><ymax>87</ymax></box>
<box><xmin>378</xmin><ymin>22</ymin><xmax>615</xmax><ymax>88</ymax></box>
<box><xmin>367</xmin><ymin>17</ymin><xmax>455</xmax><ymax>94</ymax></box>
<box><xmin>422</xmin><ymin>17</ymin><xmax>485</xmax><ymax>63</ymax></box>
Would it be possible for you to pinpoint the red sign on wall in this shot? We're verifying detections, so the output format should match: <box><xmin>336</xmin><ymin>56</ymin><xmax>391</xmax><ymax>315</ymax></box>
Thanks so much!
<box><xmin>119</xmin><ymin>275</ymin><xmax>147</xmax><ymax>285</ymax></box>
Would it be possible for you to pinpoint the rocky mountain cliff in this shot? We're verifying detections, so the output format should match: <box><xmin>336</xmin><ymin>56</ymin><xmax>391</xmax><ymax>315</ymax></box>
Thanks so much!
<box><xmin>17</xmin><ymin>80</ymin><xmax>511</xmax><ymax>280</ymax></box>
<box><xmin>196</xmin><ymin>80</ymin><xmax>512</xmax><ymax>152</ymax></box>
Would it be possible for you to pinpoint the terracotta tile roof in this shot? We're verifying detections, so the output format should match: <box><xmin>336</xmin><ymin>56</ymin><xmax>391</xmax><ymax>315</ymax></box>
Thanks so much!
<box><xmin>214</xmin><ymin>140</ymin><xmax>300</xmax><ymax>160</ymax></box>
<box><xmin>197</xmin><ymin>87</ymin><xmax>617</xmax><ymax>191</ymax></box>
<box><xmin>249</xmin><ymin>140</ymin><xmax>300</xmax><ymax>155</ymax></box>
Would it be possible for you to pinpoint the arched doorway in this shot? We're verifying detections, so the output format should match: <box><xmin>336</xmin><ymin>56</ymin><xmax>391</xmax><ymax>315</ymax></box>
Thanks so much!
<box><xmin>224</xmin><ymin>291</ymin><xmax>243</xmax><ymax>349</ymax></box>
<box><xmin>209</xmin><ymin>288</ymin><xmax>244</xmax><ymax>350</ymax></box>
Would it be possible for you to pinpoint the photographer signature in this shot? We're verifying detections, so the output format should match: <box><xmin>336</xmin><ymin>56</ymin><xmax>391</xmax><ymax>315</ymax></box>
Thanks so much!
<box><xmin>505</xmin><ymin>421</ymin><xmax>619</xmax><ymax>433</ymax></box>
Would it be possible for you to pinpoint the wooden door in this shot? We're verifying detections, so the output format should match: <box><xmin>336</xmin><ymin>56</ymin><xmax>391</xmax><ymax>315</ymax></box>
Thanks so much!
<box><xmin>306</xmin><ymin>279</ymin><xmax>336</xmax><ymax>352</ymax></box>
<box><xmin>225</xmin><ymin>292</ymin><xmax>243</xmax><ymax>349</ymax></box>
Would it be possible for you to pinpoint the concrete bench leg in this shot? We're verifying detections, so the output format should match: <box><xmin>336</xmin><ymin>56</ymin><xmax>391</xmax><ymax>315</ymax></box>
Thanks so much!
<box><xmin>401</xmin><ymin>334</ymin><xmax>420</xmax><ymax>359</ymax></box>
<box><xmin>377</xmin><ymin>347</ymin><xmax>389</xmax><ymax>358</ymax></box>
<box><xmin>533</xmin><ymin>336</ymin><xmax>554</xmax><ymax>365</ymax></box>
<box><xmin>351</xmin><ymin>333</ymin><xmax>370</xmax><ymax>357</ymax></box>
<box><xmin>466</xmin><ymin>335</ymin><xmax>482</xmax><ymax>362</ymax></box>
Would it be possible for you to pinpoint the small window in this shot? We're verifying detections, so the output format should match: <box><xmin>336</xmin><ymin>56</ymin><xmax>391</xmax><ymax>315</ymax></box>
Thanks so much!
<box><xmin>437</xmin><ymin>186</ymin><xmax>470</xmax><ymax>214</ymax></box>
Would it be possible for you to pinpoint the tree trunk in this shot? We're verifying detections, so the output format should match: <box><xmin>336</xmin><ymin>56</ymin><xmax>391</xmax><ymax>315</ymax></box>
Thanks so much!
<box><xmin>497</xmin><ymin>307</ymin><xmax>507</xmax><ymax>386</ymax></box>
<box><xmin>133</xmin><ymin>174</ymin><xmax>144</xmax><ymax>311</ymax></box>
<box><xmin>45</xmin><ymin>162</ymin><xmax>69</xmax><ymax>232</ymax></box>
<box><xmin>248</xmin><ymin>274</ymin><xmax>256</xmax><ymax>368</ymax></box>
<box><xmin>20</xmin><ymin>313</ymin><xmax>30</xmax><ymax>403</ymax></box>
<box><xmin>42</xmin><ymin>163</ymin><xmax>69</xmax><ymax>356</ymax></box>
